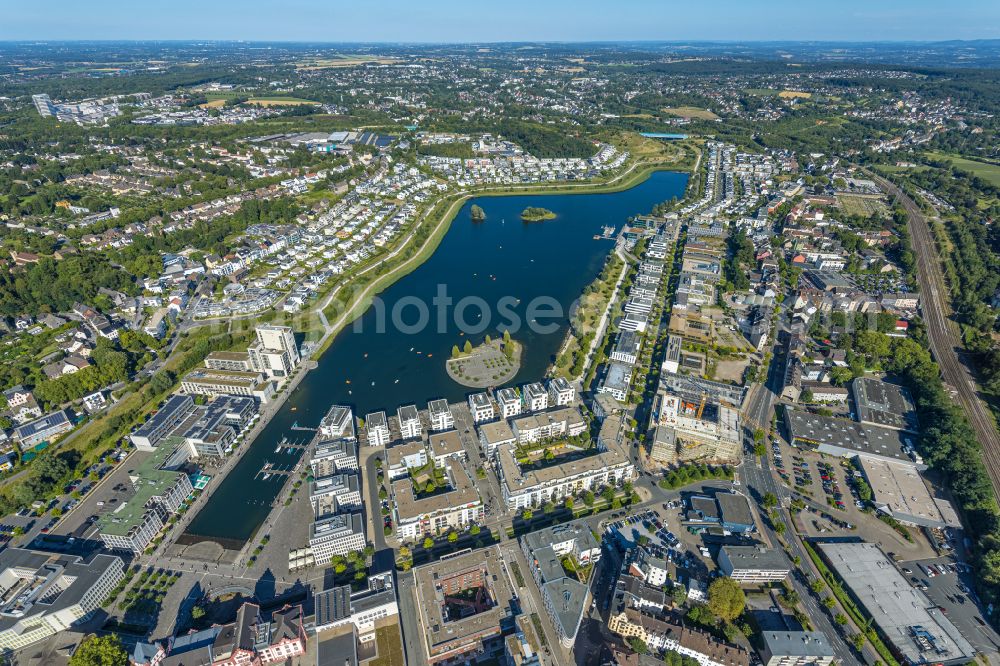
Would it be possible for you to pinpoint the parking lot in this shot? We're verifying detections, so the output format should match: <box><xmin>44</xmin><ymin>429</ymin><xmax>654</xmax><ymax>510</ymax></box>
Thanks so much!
<box><xmin>908</xmin><ymin>556</ymin><xmax>1000</xmax><ymax>656</ymax></box>
<box><xmin>602</xmin><ymin>501</ymin><xmax>716</xmax><ymax>577</ymax></box>
<box><xmin>53</xmin><ymin>450</ymin><xmax>150</xmax><ymax>541</ymax></box>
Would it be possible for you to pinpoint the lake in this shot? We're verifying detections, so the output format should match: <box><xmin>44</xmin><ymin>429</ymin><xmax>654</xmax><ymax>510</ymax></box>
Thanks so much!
<box><xmin>181</xmin><ymin>169</ymin><xmax>689</xmax><ymax>546</ymax></box>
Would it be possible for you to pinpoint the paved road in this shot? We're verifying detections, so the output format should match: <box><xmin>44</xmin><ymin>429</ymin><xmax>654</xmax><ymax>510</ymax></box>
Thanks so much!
<box><xmin>871</xmin><ymin>172</ymin><xmax>1000</xmax><ymax>496</ymax></box>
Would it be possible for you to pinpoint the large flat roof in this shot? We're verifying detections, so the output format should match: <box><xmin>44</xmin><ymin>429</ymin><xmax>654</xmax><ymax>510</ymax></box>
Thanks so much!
<box><xmin>857</xmin><ymin>457</ymin><xmax>960</xmax><ymax>529</ymax></box>
<box><xmin>97</xmin><ymin>443</ymin><xmax>188</xmax><ymax>537</ymax></box>
<box><xmin>818</xmin><ymin>542</ymin><xmax>974</xmax><ymax>665</ymax></box>
<box><xmin>412</xmin><ymin>549</ymin><xmax>514</xmax><ymax>658</ymax></box>
<box><xmin>784</xmin><ymin>408</ymin><xmax>919</xmax><ymax>466</ymax></box>
<box><xmin>391</xmin><ymin>460</ymin><xmax>479</xmax><ymax>521</ymax></box>
<box><xmin>851</xmin><ymin>377</ymin><xmax>919</xmax><ymax>433</ymax></box>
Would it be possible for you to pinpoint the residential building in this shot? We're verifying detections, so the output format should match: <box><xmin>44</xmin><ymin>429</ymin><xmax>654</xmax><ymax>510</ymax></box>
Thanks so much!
<box><xmin>522</xmin><ymin>382</ymin><xmax>548</xmax><ymax>412</ymax></box>
<box><xmin>365</xmin><ymin>411</ymin><xmax>390</xmax><ymax>447</ymax></box>
<box><xmin>509</xmin><ymin>406</ymin><xmax>587</xmax><ymax>444</ymax></box>
<box><xmin>608</xmin><ymin>609</ymin><xmax>750</xmax><ymax>666</ymax></box>
<box><xmin>248</xmin><ymin>324</ymin><xmax>300</xmax><ymax>380</ymax></box>
<box><xmin>495</xmin><ymin>387</ymin><xmax>521</xmax><ymax>419</ymax></box>
<box><xmin>318</xmin><ymin>404</ymin><xmax>356</xmax><ymax>441</ymax></box>
<box><xmin>13</xmin><ymin>410</ymin><xmax>73</xmax><ymax>448</ymax></box>
<box><xmin>547</xmin><ymin>377</ymin><xmax>576</xmax><ymax>407</ymax></box>
<box><xmin>180</xmin><ymin>367</ymin><xmax>274</xmax><ymax>403</ymax></box>
<box><xmin>386</xmin><ymin>440</ymin><xmax>428</xmax><ymax>480</ymax></box>
<box><xmin>599</xmin><ymin>362</ymin><xmax>632</xmax><ymax>402</ymax></box>
<box><xmin>469</xmin><ymin>392</ymin><xmax>494</xmax><ymax>423</ymax></box>
<box><xmin>397</xmin><ymin>404</ymin><xmax>422</xmax><ymax>440</ymax></box>
<box><xmin>412</xmin><ymin>549</ymin><xmax>515</xmax><ymax>664</ymax></box>
<box><xmin>131</xmin><ymin>394</ymin><xmax>195</xmax><ymax>450</ymax></box>
<box><xmin>392</xmin><ymin>460</ymin><xmax>482</xmax><ymax>540</ymax></box>
<box><xmin>204</xmin><ymin>350</ymin><xmax>254</xmax><ymax>372</ymax></box>
<box><xmin>478</xmin><ymin>420</ymin><xmax>516</xmax><ymax>460</ymax></box>
<box><xmin>429</xmin><ymin>430</ymin><xmax>466</xmax><ymax>466</ymax></box>
<box><xmin>427</xmin><ymin>399</ymin><xmax>455</xmax><ymax>431</ymax></box>
<box><xmin>650</xmin><ymin>390</ymin><xmax>740</xmax><ymax>465</ymax></box>
<box><xmin>521</xmin><ymin>522</ymin><xmax>600</xmax><ymax>649</ymax></box>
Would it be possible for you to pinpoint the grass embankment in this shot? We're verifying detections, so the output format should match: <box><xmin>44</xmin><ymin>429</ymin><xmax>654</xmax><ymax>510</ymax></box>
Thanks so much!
<box><xmin>925</xmin><ymin>151</ymin><xmax>1000</xmax><ymax>188</ymax></box>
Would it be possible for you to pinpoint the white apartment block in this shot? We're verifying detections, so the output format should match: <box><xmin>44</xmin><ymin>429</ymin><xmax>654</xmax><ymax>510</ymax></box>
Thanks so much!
<box><xmin>495</xmin><ymin>388</ymin><xmax>521</xmax><ymax>419</ymax></box>
<box><xmin>427</xmin><ymin>399</ymin><xmax>454</xmax><ymax>431</ymax></box>
<box><xmin>397</xmin><ymin>405</ymin><xmax>422</xmax><ymax>440</ymax></box>
<box><xmin>365</xmin><ymin>411</ymin><xmax>390</xmax><ymax>447</ymax></box>
<box><xmin>521</xmin><ymin>382</ymin><xmax>548</xmax><ymax>412</ymax></box>
<box><xmin>468</xmin><ymin>392</ymin><xmax>494</xmax><ymax>423</ymax></box>
<box><xmin>547</xmin><ymin>377</ymin><xmax>575</xmax><ymax>407</ymax></box>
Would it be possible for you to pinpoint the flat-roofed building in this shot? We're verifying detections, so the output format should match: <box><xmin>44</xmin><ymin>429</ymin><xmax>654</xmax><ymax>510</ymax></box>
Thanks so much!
<box><xmin>783</xmin><ymin>408</ymin><xmax>921</xmax><ymax>467</ymax></box>
<box><xmin>0</xmin><ymin>548</ymin><xmax>125</xmax><ymax>652</ymax></box>
<box><xmin>204</xmin><ymin>350</ymin><xmax>254</xmax><ymax>372</ymax></box>
<box><xmin>172</xmin><ymin>395</ymin><xmax>257</xmax><ymax>458</ymax></box>
<box><xmin>497</xmin><ymin>436</ymin><xmax>634</xmax><ymax>511</ymax></box>
<box><xmin>851</xmin><ymin>377</ymin><xmax>919</xmax><ymax>433</ymax></box>
<box><xmin>386</xmin><ymin>440</ymin><xmax>428</xmax><ymax>480</ymax></box>
<box><xmin>365</xmin><ymin>411</ymin><xmax>389</xmax><ymax>447</ymax></box>
<box><xmin>98</xmin><ymin>443</ymin><xmax>194</xmax><ymax>553</ymax></box>
<box><xmin>510</xmin><ymin>406</ymin><xmax>586</xmax><ymax>444</ymax></box>
<box><xmin>248</xmin><ymin>324</ymin><xmax>300</xmax><ymax>380</ymax></box>
<box><xmin>521</xmin><ymin>522</ymin><xmax>600</xmax><ymax>648</ymax></box>
<box><xmin>522</xmin><ymin>382</ymin><xmax>548</xmax><ymax>412</ymax></box>
<box><xmin>429</xmin><ymin>430</ymin><xmax>466</xmax><ymax>466</ymax></box>
<box><xmin>857</xmin><ymin>456</ymin><xmax>960</xmax><ymax>529</ymax></box>
<box><xmin>180</xmin><ymin>368</ymin><xmax>274</xmax><ymax>403</ymax></box>
<box><xmin>131</xmin><ymin>394</ymin><xmax>195</xmax><ymax>450</ymax></box>
<box><xmin>547</xmin><ymin>376</ymin><xmax>575</xmax><ymax>407</ymax></box>
<box><xmin>313</xmin><ymin>573</ymin><xmax>398</xmax><ymax>636</ymax></box>
<box><xmin>611</xmin><ymin>331</ymin><xmax>642</xmax><ymax>365</ymax></box>
<box><xmin>319</xmin><ymin>405</ymin><xmax>355</xmax><ymax>441</ymax></box>
<box><xmin>663</xmin><ymin>334</ymin><xmax>682</xmax><ymax>374</ymax></box>
<box><xmin>412</xmin><ymin>549</ymin><xmax>515</xmax><ymax>664</ymax></box>
<box><xmin>427</xmin><ymin>399</ymin><xmax>454</xmax><ymax>431</ymax></box>
<box><xmin>397</xmin><ymin>404</ymin><xmax>421</xmax><ymax>440</ymax></box>
<box><xmin>309</xmin><ymin>513</ymin><xmax>365</xmax><ymax>566</ymax></box>
<box><xmin>495</xmin><ymin>387</ymin><xmax>521</xmax><ymax>419</ymax></box>
<box><xmin>760</xmin><ymin>631</ymin><xmax>835</xmax><ymax>666</ymax></box>
<box><xmin>469</xmin><ymin>392</ymin><xmax>494</xmax><ymax>423</ymax></box>
<box><xmin>391</xmin><ymin>460</ymin><xmax>482</xmax><ymax>540</ymax></box>
<box><xmin>311</xmin><ymin>473</ymin><xmax>362</xmax><ymax>517</ymax></box>
<box><xmin>599</xmin><ymin>362</ymin><xmax>632</xmax><ymax>402</ymax></box>
<box><xmin>311</xmin><ymin>439</ymin><xmax>358</xmax><ymax>475</ymax></box>
<box><xmin>718</xmin><ymin>546</ymin><xmax>790</xmax><ymax>584</ymax></box>
<box><xmin>608</xmin><ymin>608</ymin><xmax>749</xmax><ymax>666</ymax></box>
<box><xmin>478</xmin><ymin>420</ymin><xmax>516</xmax><ymax>459</ymax></box>
<box><xmin>817</xmin><ymin>542</ymin><xmax>975</xmax><ymax>665</ymax></box>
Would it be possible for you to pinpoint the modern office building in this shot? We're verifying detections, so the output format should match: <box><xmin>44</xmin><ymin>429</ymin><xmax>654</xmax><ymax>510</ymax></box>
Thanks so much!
<box><xmin>179</xmin><ymin>367</ymin><xmax>274</xmax><ymax>403</ymax></box>
<box><xmin>0</xmin><ymin>548</ymin><xmax>125</xmax><ymax>652</ymax></box>
<box><xmin>172</xmin><ymin>395</ymin><xmax>257</xmax><ymax>458</ymax></box>
<box><xmin>611</xmin><ymin>330</ymin><xmax>642</xmax><ymax>365</ymax></box>
<box><xmin>310</xmin><ymin>473</ymin><xmax>362</xmax><ymax>516</ymax></box>
<box><xmin>759</xmin><ymin>631</ymin><xmax>835</xmax><ymax>666</ymax></box>
<box><xmin>204</xmin><ymin>350</ymin><xmax>254</xmax><ymax>372</ymax></box>
<box><xmin>313</xmin><ymin>573</ymin><xmax>399</xmax><ymax>636</ymax></box>
<box><xmin>311</xmin><ymin>439</ymin><xmax>358</xmax><ymax>475</ymax></box>
<box><xmin>98</xmin><ymin>443</ymin><xmax>194</xmax><ymax>553</ymax></box>
<box><xmin>309</xmin><ymin>513</ymin><xmax>366</xmax><ymax>566</ymax></box>
<box><xmin>851</xmin><ymin>377</ymin><xmax>919</xmax><ymax>433</ymax></box>
<box><xmin>131</xmin><ymin>394</ymin><xmax>195</xmax><ymax>450</ymax></box>
<box><xmin>717</xmin><ymin>546</ymin><xmax>790</xmax><ymax>584</ymax></box>
<box><xmin>318</xmin><ymin>404</ymin><xmax>356</xmax><ymax>441</ymax></box>
<box><xmin>598</xmin><ymin>362</ymin><xmax>632</xmax><ymax>402</ymax></box>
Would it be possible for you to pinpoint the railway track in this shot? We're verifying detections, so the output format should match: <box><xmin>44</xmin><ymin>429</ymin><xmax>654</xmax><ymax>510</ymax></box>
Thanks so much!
<box><xmin>871</xmin><ymin>172</ymin><xmax>1000</xmax><ymax>496</ymax></box>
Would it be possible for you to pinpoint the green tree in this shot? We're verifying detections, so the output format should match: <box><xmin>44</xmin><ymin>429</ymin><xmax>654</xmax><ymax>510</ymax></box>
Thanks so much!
<box><xmin>69</xmin><ymin>634</ymin><xmax>128</xmax><ymax>666</ymax></box>
<box><xmin>470</xmin><ymin>524</ymin><xmax>481</xmax><ymax>536</ymax></box>
<box><xmin>522</xmin><ymin>508</ymin><xmax>533</xmax><ymax>520</ymax></box>
<box><xmin>447</xmin><ymin>531</ymin><xmax>458</xmax><ymax>543</ymax></box>
<box><xmin>835</xmin><ymin>613</ymin><xmax>848</xmax><ymax>625</ymax></box>
<box><xmin>564</xmin><ymin>497</ymin><xmax>575</xmax><ymax>510</ymax></box>
<box><xmin>451</xmin><ymin>345</ymin><xmax>460</xmax><ymax>358</ymax></box>
<box><xmin>627</xmin><ymin>636</ymin><xmax>648</xmax><ymax>654</ymax></box>
<box><xmin>707</xmin><ymin>578</ymin><xmax>746</xmax><ymax>623</ymax></box>
<box><xmin>463</xmin><ymin>340</ymin><xmax>473</xmax><ymax>354</ymax></box>
<box><xmin>583</xmin><ymin>490</ymin><xmax>595</xmax><ymax>506</ymax></box>
<box><xmin>423</xmin><ymin>536</ymin><xmax>434</xmax><ymax>550</ymax></box>
<box><xmin>763</xmin><ymin>493</ymin><xmax>778</xmax><ymax>509</ymax></box>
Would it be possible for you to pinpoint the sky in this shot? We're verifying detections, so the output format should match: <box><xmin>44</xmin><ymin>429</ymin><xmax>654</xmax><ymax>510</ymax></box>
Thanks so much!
<box><xmin>3</xmin><ymin>0</ymin><xmax>999</xmax><ymax>43</ymax></box>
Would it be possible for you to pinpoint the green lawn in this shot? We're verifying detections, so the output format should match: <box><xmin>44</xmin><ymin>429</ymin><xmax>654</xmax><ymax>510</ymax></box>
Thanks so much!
<box><xmin>369</xmin><ymin>624</ymin><xmax>405</xmax><ymax>666</ymax></box>
<box><xmin>926</xmin><ymin>151</ymin><xmax>1000</xmax><ymax>188</ymax></box>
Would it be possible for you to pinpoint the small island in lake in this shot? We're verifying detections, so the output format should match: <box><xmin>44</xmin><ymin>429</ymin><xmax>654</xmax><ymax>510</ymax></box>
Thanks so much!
<box><xmin>470</xmin><ymin>204</ymin><xmax>486</xmax><ymax>222</ymax></box>
<box><xmin>520</xmin><ymin>206</ymin><xmax>556</xmax><ymax>222</ymax></box>
<box><xmin>446</xmin><ymin>332</ymin><xmax>522</xmax><ymax>388</ymax></box>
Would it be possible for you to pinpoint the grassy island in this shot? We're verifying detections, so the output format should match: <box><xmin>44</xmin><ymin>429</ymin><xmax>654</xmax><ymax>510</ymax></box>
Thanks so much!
<box><xmin>520</xmin><ymin>206</ymin><xmax>557</xmax><ymax>222</ymax></box>
<box><xmin>470</xmin><ymin>204</ymin><xmax>486</xmax><ymax>221</ymax></box>
<box><xmin>447</xmin><ymin>333</ymin><xmax>522</xmax><ymax>388</ymax></box>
